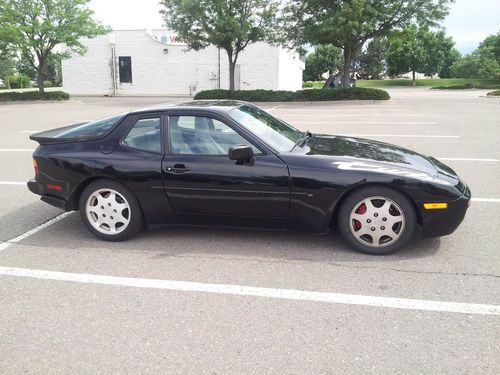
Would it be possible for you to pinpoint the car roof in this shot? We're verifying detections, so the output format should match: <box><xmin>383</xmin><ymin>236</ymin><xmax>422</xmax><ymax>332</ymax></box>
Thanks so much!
<box><xmin>130</xmin><ymin>100</ymin><xmax>247</xmax><ymax>115</ymax></box>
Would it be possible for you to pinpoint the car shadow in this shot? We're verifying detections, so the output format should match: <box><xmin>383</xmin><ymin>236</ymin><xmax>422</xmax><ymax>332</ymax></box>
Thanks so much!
<box><xmin>22</xmin><ymin>211</ymin><xmax>442</xmax><ymax>264</ymax></box>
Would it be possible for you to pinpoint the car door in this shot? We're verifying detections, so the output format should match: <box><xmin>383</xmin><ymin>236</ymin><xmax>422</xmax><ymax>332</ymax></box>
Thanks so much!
<box><xmin>161</xmin><ymin>112</ymin><xmax>290</xmax><ymax>218</ymax></box>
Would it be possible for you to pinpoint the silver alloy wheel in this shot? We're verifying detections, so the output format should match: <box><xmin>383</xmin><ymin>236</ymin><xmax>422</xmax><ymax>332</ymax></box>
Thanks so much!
<box><xmin>85</xmin><ymin>188</ymin><xmax>131</xmax><ymax>235</ymax></box>
<box><xmin>349</xmin><ymin>196</ymin><xmax>406</xmax><ymax>248</ymax></box>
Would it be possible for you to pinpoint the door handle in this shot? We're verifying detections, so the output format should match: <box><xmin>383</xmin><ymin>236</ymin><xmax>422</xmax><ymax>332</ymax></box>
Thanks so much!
<box><xmin>165</xmin><ymin>164</ymin><xmax>190</xmax><ymax>173</ymax></box>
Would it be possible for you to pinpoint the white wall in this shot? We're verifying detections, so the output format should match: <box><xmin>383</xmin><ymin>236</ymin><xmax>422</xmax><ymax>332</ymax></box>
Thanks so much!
<box><xmin>62</xmin><ymin>30</ymin><xmax>303</xmax><ymax>96</ymax></box>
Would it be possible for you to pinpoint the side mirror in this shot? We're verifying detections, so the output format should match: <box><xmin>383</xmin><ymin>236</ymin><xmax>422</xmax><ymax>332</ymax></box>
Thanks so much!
<box><xmin>228</xmin><ymin>145</ymin><xmax>254</xmax><ymax>165</ymax></box>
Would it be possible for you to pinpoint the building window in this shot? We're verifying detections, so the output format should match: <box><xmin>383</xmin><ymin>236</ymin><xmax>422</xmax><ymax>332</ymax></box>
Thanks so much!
<box><xmin>119</xmin><ymin>56</ymin><xmax>132</xmax><ymax>83</ymax></box>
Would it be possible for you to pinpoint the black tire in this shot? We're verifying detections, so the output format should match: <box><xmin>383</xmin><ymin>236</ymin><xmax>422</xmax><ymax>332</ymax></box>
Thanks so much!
<box><xmin>337</xmin><ymin>186</ymin><xmax>417</xmax><ymax>255</ymax></box>
<box><xmin>79</xmin><ymin>179</ymin><xmax>143</xmax><ymax>241</ymax></box>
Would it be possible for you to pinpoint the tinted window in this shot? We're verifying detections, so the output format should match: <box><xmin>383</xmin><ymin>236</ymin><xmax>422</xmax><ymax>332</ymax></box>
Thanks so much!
<box><xmin>169</xmin><ymin>116</ymin><xmax>260</xmax><ymax>155</ymax></box>
<box><xmin>55</xmin><ymin>113</ymin><xmax>126</xmax><ymax>140</ymax></box>
<box><xmin>123</xmin><ymin>118</ymin><xmax>161</xmax><ymax>153</ymax></box>
<box><xmin>229</xmin><ymin>105</ymin><xmax>303</xmax><ymax>152</ymax></box>
<box><xmin>119</xmin><ymin>56</ymin><xmax>132</xmax><ymax>83</ymax></box>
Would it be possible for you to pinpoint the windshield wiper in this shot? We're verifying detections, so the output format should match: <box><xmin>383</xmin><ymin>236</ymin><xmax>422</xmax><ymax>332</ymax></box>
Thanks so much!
<box><xmin>290</xmin><ymin>131</ymin><xmax>313</xmax><ymax>152</ymax></box>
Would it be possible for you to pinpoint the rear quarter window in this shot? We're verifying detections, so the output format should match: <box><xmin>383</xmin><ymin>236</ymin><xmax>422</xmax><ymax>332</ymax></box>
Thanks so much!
<box><xmin>55</xmin><ymin>113</ymin><xmax>126</xmax><ymax>140</ymax></box>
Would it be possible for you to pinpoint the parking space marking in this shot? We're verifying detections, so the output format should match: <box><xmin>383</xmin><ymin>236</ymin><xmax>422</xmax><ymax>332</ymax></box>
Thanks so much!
<box><xmin>0</xmin><ymin>149</ymin><xmax>34</xmax><ymax>152</ymax></box>
<box><xmin>0</xmin><ymin>266</ymin><xmax>498</xmax><ymax>315</ymax></box>
<box><xmin>0</xmin><ymin>212</ymin><xmax>72</xmax><ymax>252</ymax></box>
<box><xmin>471</xmin><ymin>198</ymin><xmax>500</xmax><ymax>203</ymax></box>
<box><xmin>437</xmin><ymin>158</ymin><xmax>498</xmax><ymax>162</ymax></box>
<box><xmin>267</xmin><ymin>105</ymin><xmax>284</xmax><ymax>111</ymax></box>
<box><xmin>294</xmin><ymin>121</ymin><xmax>437</xmax><ymax>125</ymax></box>
<box><xmin>0</xmin><ymin>181</ymin><xmax>26</xmax><ymax>186</ymax></box>
<box><xmin>336</xmin><ymin>134</ymin><xmax>459</xmax><ymax>138</ymax></box>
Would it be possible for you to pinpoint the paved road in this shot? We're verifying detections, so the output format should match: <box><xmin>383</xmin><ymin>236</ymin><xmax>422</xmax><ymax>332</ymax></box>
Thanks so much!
<box><xmin>0</xmin><ymin>88</ymin><xmax>499</xmax><ymax>374</ymax></box>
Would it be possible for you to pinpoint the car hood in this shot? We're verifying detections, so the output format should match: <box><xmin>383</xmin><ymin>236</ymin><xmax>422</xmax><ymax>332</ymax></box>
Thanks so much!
<box><xmin>303</xmin><ymin>135</ymin><xmax>438</xmax><ymax>175</ymax></box>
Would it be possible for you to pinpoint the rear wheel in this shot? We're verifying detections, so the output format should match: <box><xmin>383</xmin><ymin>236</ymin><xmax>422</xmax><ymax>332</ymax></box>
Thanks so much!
<box><xmin>337</xmin><ymin>187</ymin><xmax>417</xmax><ymax>255</ymax></box>
<box><xmin>79</xmin><ymin>179</ymin><xmax>143</xmax><ymax>241</ymax></box>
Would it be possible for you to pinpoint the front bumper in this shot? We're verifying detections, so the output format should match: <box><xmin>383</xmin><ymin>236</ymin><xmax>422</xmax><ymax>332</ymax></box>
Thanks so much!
<box><xmin>420</xmin><ymin>185</ymin><xmax>471</xmax><ymax>238</ymax></box>
<box><xmin>27</xmin><ymin>179</ymin><xmax>69</xmax><ymax>210</ymax></box>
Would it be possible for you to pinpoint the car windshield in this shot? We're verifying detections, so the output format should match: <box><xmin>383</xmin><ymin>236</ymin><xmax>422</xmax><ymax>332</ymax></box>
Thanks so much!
<box><xmin>228</xmin><ymin>105</ymin><xmax>303</xmax><ymax>152</ymax></box>
<box><xmin>55</xmin><ymin>113</ymin><xmax>126</xmax><ymax>139</ymax></box>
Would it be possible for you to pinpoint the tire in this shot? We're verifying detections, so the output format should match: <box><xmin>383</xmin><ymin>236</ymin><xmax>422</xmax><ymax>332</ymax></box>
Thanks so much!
<box><xmin>79</xmin><ymin>179</ymin><xmax>143</xmax><ymax>241</ymax></box>
<box><xmin>337</xmin><ymin>186</ymin><xmax>417</xmax><ymax>255</ymax></box>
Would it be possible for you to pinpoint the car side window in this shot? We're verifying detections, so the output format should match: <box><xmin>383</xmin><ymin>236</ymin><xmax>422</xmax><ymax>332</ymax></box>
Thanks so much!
<box><xmin>169</xmin><ymin>115</ymin><xmax>261</xmax><ymax>155</ymax></box>
<box><xmin>123</xmin><ymin>118</ymin><xmax>161</xmax><ymax>153</ymax></box>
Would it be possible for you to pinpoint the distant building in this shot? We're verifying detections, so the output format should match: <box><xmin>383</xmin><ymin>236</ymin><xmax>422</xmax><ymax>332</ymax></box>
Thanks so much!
<box><xmin>62</xmin><ymin>29</ymin><xmax>304</xmax><ymax>96</ymax></box>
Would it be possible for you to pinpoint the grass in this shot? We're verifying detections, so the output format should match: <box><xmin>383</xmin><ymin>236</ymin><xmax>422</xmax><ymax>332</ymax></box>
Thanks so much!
<box><xmin>303</xmin><ymin>78</ymin><xmax>500</xmax><ymax>89</ymax></box>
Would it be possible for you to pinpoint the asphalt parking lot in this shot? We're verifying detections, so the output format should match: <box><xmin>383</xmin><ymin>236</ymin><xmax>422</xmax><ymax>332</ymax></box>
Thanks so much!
<box><xmin>0</xmin><ymin>88</ymin><xmax>499</xmax><ymax>374</ymax></box>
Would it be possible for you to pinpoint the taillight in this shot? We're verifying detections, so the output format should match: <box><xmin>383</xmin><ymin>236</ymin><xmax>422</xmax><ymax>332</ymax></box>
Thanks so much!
<box><xmin>33</xmin><ymin>159</ymin><xmax>39</xmax><ymax>176</ymax></box>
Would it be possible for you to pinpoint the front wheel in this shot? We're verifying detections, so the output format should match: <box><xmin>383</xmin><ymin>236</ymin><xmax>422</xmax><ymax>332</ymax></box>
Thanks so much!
<box><xmin>79</xmin><ymin>179</ymin><xmax>143</xmax><ymax>241</ymax></box>
<box><xmin>337</xmin><ymin>187</ymin><xmax>417</xmax><ymax>255</ymax></box>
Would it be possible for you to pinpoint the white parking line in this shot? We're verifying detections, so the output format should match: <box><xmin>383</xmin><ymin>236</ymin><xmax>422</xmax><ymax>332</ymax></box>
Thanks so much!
<box><xmin>294</xmin><ymin>121</ymin><xmax>437</xmax><ymax>125</ymax></box>
<box><xmin>437</xmin><ymin>158</ymin><xmax>498</xmax><ymax>162</ymax></box>
<box><xmin>336</xmin><ymin>134</ymin><xmax>459</xmax><ymax>138</ymax></box>
<box><xmin>0</xmin><ymin>181</ymin><xmax>26</xmax><ymax>186</ymax></box>
<box><xmin>0</xmin><ymin>266</ymin><xmax>498</xmax><ymax>315</ymax></box>
<box><xmin>0</xmin><ymin>212</ymin><xmax>72</xmax><ymax>252</ymax></box>
<box><xmin>471</xmin><ymin>198</ymin><xmax>500</xmax><ymax>203</ymax></box>
<box><xmin>0</xmin><ymin>149</ymin><xmax>34</xmax><ymax>152</ymax></box>
<box><xmin>266</xmin><ymin>105</ymin><xmax>284</xmax><ymax>112</ymax></box>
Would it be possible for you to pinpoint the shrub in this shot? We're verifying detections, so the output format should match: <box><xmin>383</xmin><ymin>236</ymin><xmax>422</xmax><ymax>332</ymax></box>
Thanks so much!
<box><xmin>0</xmin><ymin>90</ymin><xmax>70</xmax><ymax>101</ymax></box>
<box><xmin>4</xmin><ymin>75</ymin><xmax>31</xmax><ymax>89</ymax></box>
<box><xmin>194</xmin><ymin>87</ymin><xmax>390</xmax><ymax>101</ymax></box>
<box><xmin>302</xmin><ymin>81</ymin><xmax>314</xmax><ymax>88</ymax></box>
<box><xmin>43</xmin><ymin>80</ymin><xmax>54</xmax><ymax>88</ymax></box>
<box><xmin>296</xmin><ymin>87</ymin><xmax>390</xmax><ymax>101</ymax></box>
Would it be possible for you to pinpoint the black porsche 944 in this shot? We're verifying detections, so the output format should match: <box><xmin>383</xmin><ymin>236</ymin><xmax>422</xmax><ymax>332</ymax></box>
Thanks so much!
<box><xmin>28</xmin><ymin>101</ymin><xmax>471</xmax><ymax>255</ymax></box>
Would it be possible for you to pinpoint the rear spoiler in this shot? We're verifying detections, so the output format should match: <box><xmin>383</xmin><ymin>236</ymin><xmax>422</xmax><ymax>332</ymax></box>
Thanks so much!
<box><xmin>29</xmin><ymin>122</ymin><xmax>89</xmax><ymax>145</ymax></box>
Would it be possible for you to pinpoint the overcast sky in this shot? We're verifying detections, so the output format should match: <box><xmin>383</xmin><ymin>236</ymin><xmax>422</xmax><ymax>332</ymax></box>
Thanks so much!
<box><xmin>89</xmin><ymin>0</ymin><xmax>500</xmax><ymax>54</ymax></box>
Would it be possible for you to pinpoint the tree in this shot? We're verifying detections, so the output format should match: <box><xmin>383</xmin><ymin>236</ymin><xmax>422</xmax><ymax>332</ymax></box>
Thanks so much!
<box><xmin>160</xmin><ymin>0</ymin><xmax>279</xmax><ymax>91</ymax></box>
<box><xmin>283</xmin><ymin>0</ymin><xmax>453</xmax><ymax>88</ymax></box>
<box><xmin>387</xmin><ymin>26</ymin><xmax>454</xmax><ymax>84</ymax></box>
<box><xmin>439</xmin><ymin>47</ymin><xmax>460</xmax><ymax>78</ymax></box>
<box><xmin>477</xmin><ymin>32</ymin><xmax>500</xmax><ymax>63</ymax></box>
<box><xmin>0</xmin><ymin>0</ymin><xmax>108</xmax><ymax>94</ymax></box>
<box><xmin>357</xmin><ymin>36</ymin><xmax>388</xmax><ymax>79</ymax></box>
<box><xmin>303</xmin><ymin>45</ymin><xmax>342</xmax><ymax>81</ymax></box>
<box><xmin>0</xmin><ymin>56</ymin><xmax>16</xmax><ymax>82</ymax></box>
<box><xmin>451</xmin><ymin>55</ymin><xmax>499</xmax><ymax>82</ymax></box>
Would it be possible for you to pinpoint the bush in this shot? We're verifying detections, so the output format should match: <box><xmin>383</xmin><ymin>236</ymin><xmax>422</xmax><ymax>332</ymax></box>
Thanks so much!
<box><xmin>0</xmin><ymin>90</ymin><xmax>70</xmax><ymax>102</ymax></box>
<box><xmin>43</xmin><ymin>80</ymin><xmax>54</xmax><ymax>88</ymax></box>
<box><xmin>194</xmin><ymin>87</ymin><xmax>390</xmax><ymax>101</ymax></box>
<box><xmin>302</xmin><ymin>81</ymin><xmax>314</xmax><ymax>88</ymax></box>
<box><xmin>4</xmin><ymin>75</ymin><xmax>31</xmax><ymax>89</ymax></box>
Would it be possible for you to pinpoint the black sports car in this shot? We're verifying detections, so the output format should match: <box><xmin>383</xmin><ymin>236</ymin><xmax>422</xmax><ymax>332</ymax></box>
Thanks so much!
<box><xmin>28</xmin><ymin>100</ymin><xmax>471</xmax><ymax>255</ymax></box>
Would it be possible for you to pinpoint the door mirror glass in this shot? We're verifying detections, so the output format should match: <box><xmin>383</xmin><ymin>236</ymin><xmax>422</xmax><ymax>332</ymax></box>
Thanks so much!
<box><xmin>228</xmin><ymin>145</ymin><xmax>254</xmax><ymax>165</ymax></box>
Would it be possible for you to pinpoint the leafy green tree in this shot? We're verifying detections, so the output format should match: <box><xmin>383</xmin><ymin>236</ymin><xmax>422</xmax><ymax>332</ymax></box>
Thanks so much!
<box><xmin>160</xmin><ymin>0</ymin><xmax>279</xmax><ymax>91</ymax></box>
<box><xmin>476</xmin><ymin>32</ymin><xmax>500</xmax><ymax>63</ymax></box>
<box><xmin>439</xmin><ymin>47</ymin><xmax>461</xmax><ymax>78</ymax></box>
<box><xmin>303</xmin><ymin>45</ymin><xmax>342</xmax><ymax>81</ymax></box>
<box><xmin>387</xmin><ymin>26</ymin><xmax>454</xmax><ymax>84</ymax></box>
<box><xmin>451</xmin><ymin>54</ymin><xmax>499</xmax><ymax>82</ymax></box>
<box><xmin>0</xmin><ymin>57</ymin><xmax>16</xmax><ymax>84</ymax></box>
<box><xmin>357</xmin><ymin>36</ymin><xmax>389</xmax><ymax>79</ymax></box>
<box><xmin>0</xmin><ymin>0</ymin><xmax>108</xmax><ymax>94</ymax></box>
<box><xmin>283</xmin><ymin>0</ymin><xmax>453</xmax><ymax>88</ymax></box>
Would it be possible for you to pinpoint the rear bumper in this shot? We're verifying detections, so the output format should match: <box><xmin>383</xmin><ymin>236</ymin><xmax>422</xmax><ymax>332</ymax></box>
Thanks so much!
<box><xmin>420</xmin><ymin>185</ymin><xmax>471</xmax><ymax>238</ymax></box>
<box><xmin>27</xmin><ymin>179</ymin><xmax>69</xmax><ymax>210</ymax></box>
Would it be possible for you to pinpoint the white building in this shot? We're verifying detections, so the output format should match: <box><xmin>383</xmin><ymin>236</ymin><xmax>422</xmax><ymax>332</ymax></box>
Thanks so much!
<box><xmin>62</xmin><ymin>29</ymin><xmax>304</xmax><ymax>96</ymax></box>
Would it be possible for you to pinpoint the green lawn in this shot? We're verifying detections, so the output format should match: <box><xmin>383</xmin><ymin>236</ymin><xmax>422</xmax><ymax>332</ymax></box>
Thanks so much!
<box><xmin>304</xmin><ymin>78</ymin><xmax>500</xmax><ymax>89</ymax></box>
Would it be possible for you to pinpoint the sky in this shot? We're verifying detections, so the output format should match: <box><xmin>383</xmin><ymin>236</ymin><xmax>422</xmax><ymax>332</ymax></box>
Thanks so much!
<box><xmin>89</xmin><ymin>0</ymin><xmax>500</xmax><ymax>54</ymax></box>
